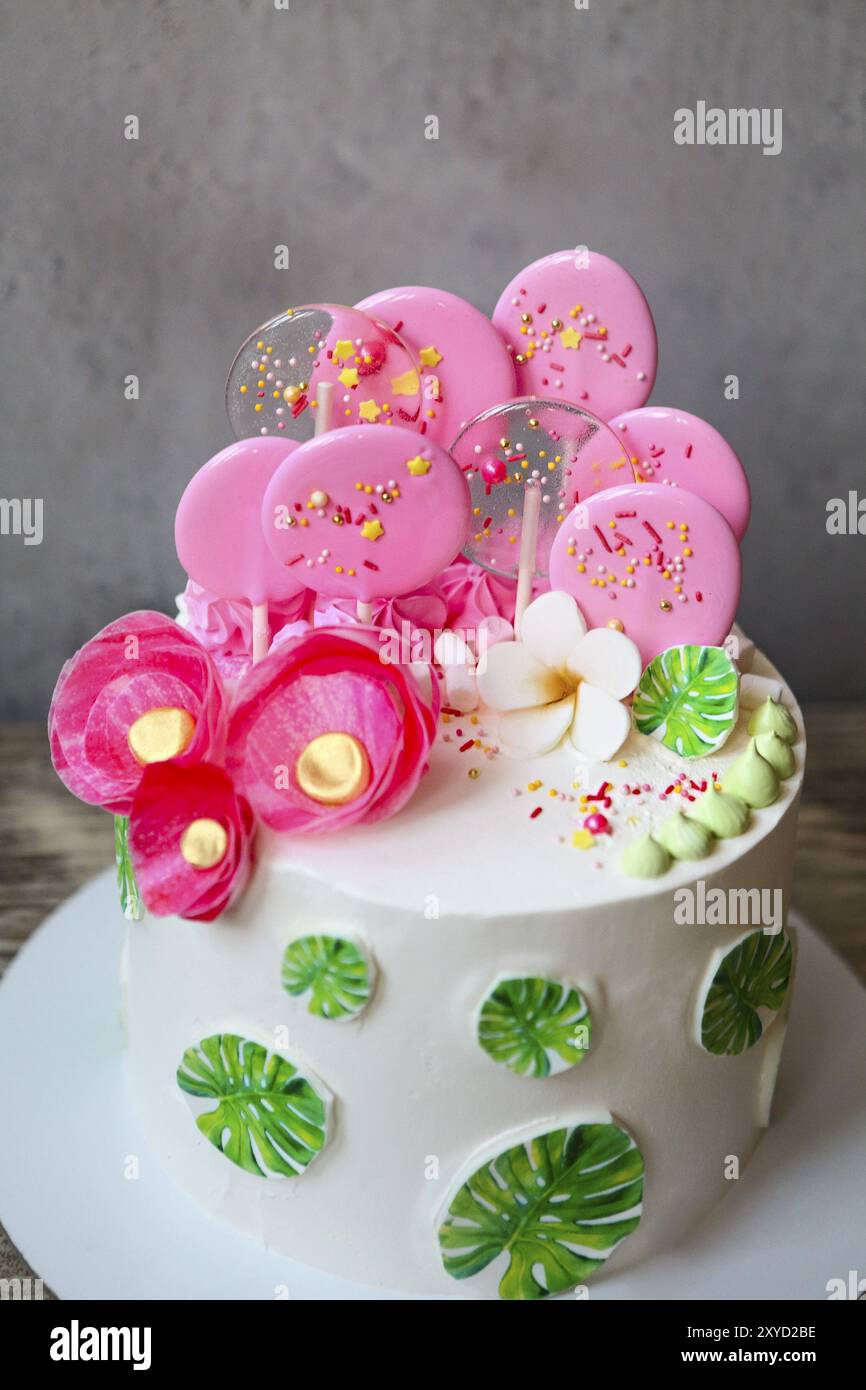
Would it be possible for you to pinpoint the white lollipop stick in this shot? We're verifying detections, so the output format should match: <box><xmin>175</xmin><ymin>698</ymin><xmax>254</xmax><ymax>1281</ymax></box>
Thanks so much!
<box><xmin>514</xmin><ymin>480</ymin><xmax>541</xmax><ymax>637</ymax></box>
<box><xmin>315</xmin><ymin>380</ymin><xmax>334</xmax><ymax>437</ymax></box>
<box><xmin>251</xmin><ymin>603</ymin><xmax>270</xmax><ymax>664</ymax></box>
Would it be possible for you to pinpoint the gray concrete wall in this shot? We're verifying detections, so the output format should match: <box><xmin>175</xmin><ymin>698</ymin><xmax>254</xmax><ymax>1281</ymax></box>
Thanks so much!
<box><xmin>1</xmin><ymin>0</ymin><xmax>863</xmax><ymax>717</ymax></box>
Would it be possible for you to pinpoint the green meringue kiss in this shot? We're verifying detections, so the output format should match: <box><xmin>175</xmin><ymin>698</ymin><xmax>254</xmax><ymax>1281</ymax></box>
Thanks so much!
<box><xmin>755</xmin><ymin>730</ymin><xmax>797</xmax><ymax>778</ymax></box>
<box><xmin>721</xmin><ymin>738</ymin><xmax>780</xmax><ymax>808</ymax></box>
<box><xmin>686</xmin><ymin>789</ymin><xmax>751</xmax><ymax>839</ymax></box>
<box><xmin>747</xmin><ymin>696</ymin><xmax>797</xmax><ymax>744</ymax></box>
<box><xmin>620</xmin><ymin>833</ymin><xmax>672</xmax><ymax>879</ymax></box>
<box><xmin>654</xmin><ymin>811</ymin><xmax>714</xmax><ymax>861</ymax></box>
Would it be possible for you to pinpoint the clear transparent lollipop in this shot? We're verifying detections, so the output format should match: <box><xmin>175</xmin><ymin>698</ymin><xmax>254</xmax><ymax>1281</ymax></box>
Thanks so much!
<box><xmin>226</xmin><ymin>304</ymin><xmax>423</xmax><ymax>442</ymax></box>
<box><xmin>450</xmin><ymin>398</ymin><xmax>638</xmax><ymax>579</ymax></box>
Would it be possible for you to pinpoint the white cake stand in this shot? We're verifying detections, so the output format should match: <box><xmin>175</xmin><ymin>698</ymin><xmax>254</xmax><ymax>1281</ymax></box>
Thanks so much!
<box><xmin>1</xmin><ymin>871</ymin><xmax>864</xmax><ymax>1301</ymax></box>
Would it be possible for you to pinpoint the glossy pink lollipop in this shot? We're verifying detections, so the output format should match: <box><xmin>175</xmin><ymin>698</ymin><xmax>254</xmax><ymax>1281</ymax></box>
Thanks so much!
<box><xmin>261</xmin><ymin>423</ymin><xmax>472</xmax><ymax>606</ymax></box>
<box><xmin>548</xmin><ymin>482</ymin><xmax>741</xmax><ymax>667</ymax></box>
<box><xmin>355</xmin><ymin>285</ymin><xmax>516</xmax><ymax>448</ymax></box>
<box><xmin>608</xmin><ymin>406</ymin><xmax>751</xmax><ymax>541</ymax></box>
<box><xmin>492</xmin><ymin>249</ymin><xmax>657</xmax><ymax>420</ymax></box>
<box><xmin>225</xmin><ymin>304</ymin><xmax>422</xmax><ymax>442</ymax></box>
<box><xmin>175</xmin><ymin>437</ymin><xmax>307</xmax><ymax>662</ymax></box>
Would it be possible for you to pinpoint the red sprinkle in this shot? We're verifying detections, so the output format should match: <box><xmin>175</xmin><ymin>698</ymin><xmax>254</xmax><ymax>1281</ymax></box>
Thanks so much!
<box><xmin>695</xmin><ymin>591</ymin><xmax>703</xmax><ymax>602</ymax></box>
<box><xmin>530</xmin><ymin>806</ymin><xmax>543</xmax><ymax>819</ymax></box>
<box><xmin>615</xmin><ymin>510</ymin><xmax>637</xmax><ymax>517</ymax></box>
<box><xmin>685</xmin><ymin>443</ymin><xmax>693</xmax><ymax>458</ymax></box>
<box><xmin>642</xmin><ymin>520</ymin><xmax>663</xmax><ymax>543</ymax></box>
<box><xmin>550</xmin><ymin>362</ymin><xmax>566</xmax><ymax>372</ymax></box>
<box><xmin>593</xmin><ymin>524</ymin><xmax>613</xmax><ymax>553</ymax></box>
<box><xmin>621</xmin><ymin>344</ymin><xmax>633</xmax><ymax>356</ymax></box>
<box><xmin>614</xmin><ymin>531</ymin><xmax>633</xmax><ymax>546</ymax></box>
<box><xmin>362</xmin><ymin>560</ymin><xmax>379</xmax><ymax>571</ymax></box>
<box><xmin>459</xmin><ymin>739</ymin><xmax>475</xmax><ymax>752</ymax></box>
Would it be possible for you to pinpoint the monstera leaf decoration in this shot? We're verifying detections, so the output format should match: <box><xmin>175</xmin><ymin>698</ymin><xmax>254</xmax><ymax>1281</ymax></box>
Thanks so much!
<box><xmin>478</xmin><ymin>977</ymin><xmax>592</xmax><ymax>1077</ymax></box>
<box><xmin>281</xmin><ymin>934</ymin><xmax>372</xmax><ymax>1020</ymax></box>
<box><xmin>438</xmin><ymin>1122</ymin><xmax>644</xmax><ymax>1300</ymax></box>
<box><xmin>176</xmin><ymin>1033</ymin><xmax>328</xmax><ymax>1177</ymax></box>
<box><xmin>700</xmin><ymin>930</ymin><xmax>793</xmax><ymax>1055</ymax></box>
<box><xmin>633</xmin><ymin>644</ymin><xmax>739</xmax><ymax>757</ymax></box>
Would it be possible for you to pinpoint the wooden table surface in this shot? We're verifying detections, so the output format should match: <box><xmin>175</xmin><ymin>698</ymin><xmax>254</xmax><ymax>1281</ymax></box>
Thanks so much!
<box><xmin>2</xmin><ymin>711</ymin><xmax>864</xmax><ymax>1292</ymax></box>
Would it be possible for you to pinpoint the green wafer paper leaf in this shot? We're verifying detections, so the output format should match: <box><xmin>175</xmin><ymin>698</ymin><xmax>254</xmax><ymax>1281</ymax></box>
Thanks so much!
<box><xmin>633</xmin><ymin>644</ymin><xmax>739</xmax><ymax>757</ymax></box>
<box><xmin>438</xmin><ymin>1121</ymin><xmax>644</xmax><ymax>1300</ymax></box>
<box><xmin>177</xmin><ymin>1033</ymin><xmax>329</xmax><ymax>1178</ymax></box>
<box><xmin>701</xmin><ymin>930</ymin><xmax>793</xmax><ymax>1056</ymax></box>
<box><xmin>281</xmin><ymin>934</ymin><xmax>372</xmax><ymax>1020</ymax></box>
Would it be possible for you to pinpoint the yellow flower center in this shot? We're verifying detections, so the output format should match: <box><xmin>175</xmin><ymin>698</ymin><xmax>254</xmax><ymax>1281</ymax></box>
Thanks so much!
<box><xmin>128</xmin><ymin>707</ymin><xmax>195</xmax><ymax>765</ymax></box>
<box><xmin>295</xmin><ymin>732</ymin><xmax>371</xmax><ymax>805</ymax></box>
<box><xmin>180</xmin><ymin>818</ymin><xmax>228</xmax><ymax>869</ymax></box>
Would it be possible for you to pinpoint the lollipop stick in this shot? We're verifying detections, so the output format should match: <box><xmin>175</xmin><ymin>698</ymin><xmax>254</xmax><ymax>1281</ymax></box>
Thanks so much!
<box><xmin>357</xmin><ymin>601</ymin><xmax>374</xmax><ymax>624</ymax></box>
<box><xmin>252</xmin><ymin>602</ymin><xmax>269</xmax><ymax>663</ymax></box>
<box><xmin>514</xmin><ymin>480</ymin><xmax>541</xmax><ymax>637</ymax></box>
<box><xmin>315</xmin><ymin>380</ymin><xmax>334</xmax><ymax>437</ymax></box>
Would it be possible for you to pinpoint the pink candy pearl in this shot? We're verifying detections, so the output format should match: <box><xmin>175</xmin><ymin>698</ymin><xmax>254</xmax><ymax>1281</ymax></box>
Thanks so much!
<box><xmin>584</xmin><ymin>812</ymin><xmax>611</xmax><ymax>835</ymax></box>
<box><xmin>356</xmin><ymin>340</ymin><xmax>386</xmax><ymax>376</ymax></box>
<box><xmin>481</xmin><ymin>457</ymin><xmax>507</xmax><ymax>485</ymax></box>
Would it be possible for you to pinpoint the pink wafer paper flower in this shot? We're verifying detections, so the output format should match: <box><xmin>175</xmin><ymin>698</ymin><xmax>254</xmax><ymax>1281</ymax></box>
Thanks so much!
<box><xmin>227</xmin><ymin>627</ymin><xmax>438</xmax><ymax>835</ymax></box>
<box><xmin>129</xmin><ymin>762</ymin><xmax>254</xmax><ymax>921</ymax></box>
<box><xmin>48</xmin><ymin>611</ymin><xmax>228</xmax><ymax>815</ymax></box>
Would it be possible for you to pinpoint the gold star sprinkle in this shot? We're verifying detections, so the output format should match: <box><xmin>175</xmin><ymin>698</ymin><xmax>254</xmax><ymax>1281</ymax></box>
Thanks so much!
<box><xmin>405</xmin><ymin>454</ymin><xmax>432</xmax><ymax>476</ymax></box>
<box><xmin>332</xmin><ymin>339</ymin><xmax>355</xmax><ymax>362</ymax></box>
<box><xmin>358</xmin><ymin>399</ymin><xmax>382</xmax><ymax>422</ymax></box>
<box><xmin>559</xmin><ymin>327</ymin><xmax>583</xmax><ymax>350</ymax></box>
<box><xmin>419</xmin><ymin>345</ymin><xmax>443</xmax><ymax>367</ymax></box>
<box><xmin>360</xmin><ymin>519</ymin><xmax>384</xmax><ymax>541</ymax></box>
<box><xmin>338</xmin><ymin>367</ymin><xmax>360</xmax><ymax>388</ymax></box>
<box><xmin>390</xmin><ymin>369</ymin><xmax>420</xmax><ymax>397</ymax></box>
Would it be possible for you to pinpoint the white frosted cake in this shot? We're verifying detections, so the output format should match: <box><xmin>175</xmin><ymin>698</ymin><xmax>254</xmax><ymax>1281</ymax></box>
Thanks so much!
<box><xmin>47</xmin><ymin>251</ymin><xmax>805</xmax><ymax>1299</ymax></box>
<box><xmin>123</xmin><ymin>648</ymin><xmax>802</xmax><ymax>1299</ymax></box>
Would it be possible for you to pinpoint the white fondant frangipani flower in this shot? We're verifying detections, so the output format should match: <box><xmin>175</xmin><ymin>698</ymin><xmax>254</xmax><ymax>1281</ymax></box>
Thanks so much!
<box><xmin>476</xmin><ymin>591</ymin><xmax>642</xmax><ymax>760</ymax></box>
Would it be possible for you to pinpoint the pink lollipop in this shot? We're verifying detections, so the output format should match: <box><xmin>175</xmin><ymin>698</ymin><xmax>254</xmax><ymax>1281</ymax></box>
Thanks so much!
<box><xmin>492</xmin><ymin>249</ymin><xmax>657</xmax><ymax>420</ymax></box>
<box><xmin>355</xmin><ymin>285</ymin><xmax>516</xmax><ymax>447</ymax></box>
<box><xmin>608</xmin><ymin>406</ymin><xmax>751</xmax><ymax>541</ymax></box>
<box><xmin>225</xmin><ymin>304</ymin><xmax>422</xmax><ymax>442</ymax></box>
<box><xmin>262</xmin><ymin>423</ymin><xmax>472</xmax><ymax>607</ymax></box>
<box><xmin>176</xmin><ymin>437</ymin><xmax>308</xmax><ymax>663</ymax></box>
<box><xmin>548</xmin><ymin>482</ymin><xmax>741</xmax><ymax>667</ymax></box>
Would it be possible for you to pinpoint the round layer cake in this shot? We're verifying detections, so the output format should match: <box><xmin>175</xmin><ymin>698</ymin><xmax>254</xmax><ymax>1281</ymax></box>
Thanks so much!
<box><xmin>125</xmin><ymin>647</ymin><xmax>803</xmax><ymax>1300</ymax></box>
